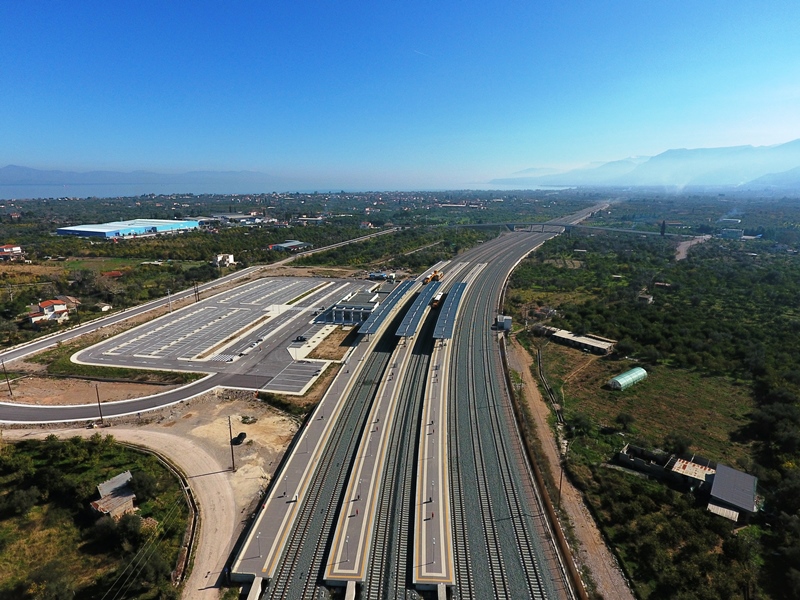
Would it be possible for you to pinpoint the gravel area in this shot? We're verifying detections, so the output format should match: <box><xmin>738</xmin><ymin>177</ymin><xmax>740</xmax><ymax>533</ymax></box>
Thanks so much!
<box><xmin>506</xmin><ymin>335</ymin><xmax>635</xmax><ymax>600</ymax></box>
<box><xmin>3</xmin><ymin>388</ymin><xmax>299</xmax><ymax>599</ymax></box>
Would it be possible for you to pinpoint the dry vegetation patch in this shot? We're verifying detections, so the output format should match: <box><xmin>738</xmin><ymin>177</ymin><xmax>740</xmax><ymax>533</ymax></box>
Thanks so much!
<box><xmin>2</xmin><ymin>376</ymin><xmax>179</xmax><ymax>406</ymax></box>
<box><xmin>307</xmin><ymin>326</ymin><xmax>358</xmax><ymax>361</ymax></box>
<box><xmin>543</xmin><ymin>258</ymin><xmax>583</xmax><ymax>269</ymax></box>
<box><xmin>541</xmin><ymin>343</ymin><xmax>755</xmax><ymax>465</ymax></box>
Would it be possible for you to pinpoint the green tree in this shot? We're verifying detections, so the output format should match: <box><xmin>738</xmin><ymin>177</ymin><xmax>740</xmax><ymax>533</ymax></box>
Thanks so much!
<box><xmin>615</xmin><ymin>412</ymin><xmax>635</xmax><ymax>432</ymax></box>
<box><xmin>129</xmin><ymin>470</ymin><xmax>158</xmax><ymax>503</ymax></box>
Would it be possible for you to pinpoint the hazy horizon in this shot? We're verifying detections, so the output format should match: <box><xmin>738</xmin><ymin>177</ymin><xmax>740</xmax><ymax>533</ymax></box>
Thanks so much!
<box><xmin>3</xmin><ymin>2</ymin><xmax>800</xmax><ymax>190</ymax></box>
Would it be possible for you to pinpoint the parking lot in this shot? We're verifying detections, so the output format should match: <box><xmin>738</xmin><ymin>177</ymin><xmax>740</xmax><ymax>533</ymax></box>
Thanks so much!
<box><xmin>75</xmin><ymin>277</ymin><xmax>372</xmax><ymax>394</ymax></box>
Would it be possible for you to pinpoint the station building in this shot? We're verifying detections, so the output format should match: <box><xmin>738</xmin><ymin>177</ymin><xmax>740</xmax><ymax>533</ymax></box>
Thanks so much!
<box><xmin>318</xmin><ymin>290</ymin><xmax>380</xmax><ymax>325</ymax></box>
<box><xmin>56</xmin><ymin>219</ymin><xmax>200</xmax><ymax>238</ymax></box>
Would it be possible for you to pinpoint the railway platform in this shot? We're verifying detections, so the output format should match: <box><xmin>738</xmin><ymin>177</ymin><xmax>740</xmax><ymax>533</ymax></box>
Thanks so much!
<box><xmin>413</xmin><ymin>339</ymin><xmax>456</xmax><ymax>589</ymax></box>
<box><xmin>324</xmin><ymin>328</ymin><xmax>416</xmax><ymax>584</ymax></box>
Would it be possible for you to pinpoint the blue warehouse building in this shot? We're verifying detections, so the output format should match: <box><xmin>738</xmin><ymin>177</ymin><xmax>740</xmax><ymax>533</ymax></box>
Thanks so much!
<box><xmin>57</xmin><ymin>219</ymin><xmax>200</xmax><ymax>238</ymax></box>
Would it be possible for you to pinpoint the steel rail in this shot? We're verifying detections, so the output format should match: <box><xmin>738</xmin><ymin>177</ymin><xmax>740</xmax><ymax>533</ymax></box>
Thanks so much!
<box><xmin>265</xmin><ymin>348</ymin><xmax>393</xmax><ymax>599</ymax></box>
<box><xmin>364</xmin><ymin>344</ymin><xmax>427</xmax><ymax>599</ymax></box>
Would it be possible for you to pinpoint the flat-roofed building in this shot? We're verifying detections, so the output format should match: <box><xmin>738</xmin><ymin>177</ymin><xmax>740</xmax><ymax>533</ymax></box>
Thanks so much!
<box><xmin>721</xmin><ymin>228</ymin><xmax>744</xmax><ymax>239</ymax></box>
<box><xmin>213</xmin><ymin>254</ymin><xmax>235</xmax><ymax>267</ymax></box>
<box><xmin>708</xmin><ymin>464</ymin><xmax>758</xmax><ymax>522</ymax></box>
<box><xmin>57</xmin><ymin>219</ymin><xmax>199</xmax><ymax>238</ymax></box>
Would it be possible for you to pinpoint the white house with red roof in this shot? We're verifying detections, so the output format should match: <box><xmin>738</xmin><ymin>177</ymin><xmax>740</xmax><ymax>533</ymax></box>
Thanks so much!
<box><xmin>29</xmin><ymin>299</ymin><xmax>69</xmax><ymax>324</ymax></box>
<box><xmin>0</xmin><ymin>244</ymin><xmax>23</xmax><ymax>260</ymax></box>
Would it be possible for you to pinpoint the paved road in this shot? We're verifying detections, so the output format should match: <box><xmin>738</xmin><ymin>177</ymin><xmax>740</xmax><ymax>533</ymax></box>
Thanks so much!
<box><xmin>0</xmin><ymin>265</ymin><xmax>264</xmax><ymax>365</ymax></box>
<box><xmin>3</xmin><ymin>427</ymin><xmax>236</xmax><ymax>600</ymax></box>
<box><xmin>0</xmin><ymin>229</ymin><xmax>402</xmax><ymax>424</ymax></box>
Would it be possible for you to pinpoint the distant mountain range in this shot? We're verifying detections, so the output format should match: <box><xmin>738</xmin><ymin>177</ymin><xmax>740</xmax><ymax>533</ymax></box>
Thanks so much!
<box><xmin>0</xmin><ymin>165</ymin><xmax>279</xmax><ymax>187</ymax></box>
<box><xmin>5</xmin><ymin>139</ymin><xmax>800</xmax><ymax>195</ymax></box>
<box><xmin>492</xmin><ymin>139</ymin><xmax>800</xmax><ymax>189</ymax></box>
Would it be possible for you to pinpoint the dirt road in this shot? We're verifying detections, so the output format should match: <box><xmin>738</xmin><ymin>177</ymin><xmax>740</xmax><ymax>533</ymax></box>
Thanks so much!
<box><xmin>5</xmin><ymin>427</ymin><xmax>236</xmax><ymax>599</ymax></box>
<box><xmin>4</xmin><ymin>389</ymin><xmax>297</xmax><ymax>599</ymax></box>
<box><xmin>675</xmin><ymin>235</ymin><xmax>711</xmax><ymax>260</ymax></box>
<box><xmin>506</xmin><ymin>336</ymin><xmax>634</xmax><ymax>600</ymax></box>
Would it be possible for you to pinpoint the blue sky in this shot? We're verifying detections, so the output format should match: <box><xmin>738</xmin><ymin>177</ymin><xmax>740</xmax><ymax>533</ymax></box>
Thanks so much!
<box><xmin>2</xmin><ymin>1</ymin><xmax>800</xmax><ymax>189</ymax></box>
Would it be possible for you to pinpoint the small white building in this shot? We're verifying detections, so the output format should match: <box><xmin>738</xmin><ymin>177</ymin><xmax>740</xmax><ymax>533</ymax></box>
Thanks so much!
<box><xmin>214</xmin><ymin>254</ymin><xmax>235</xmax><ymax>267</ymax></box>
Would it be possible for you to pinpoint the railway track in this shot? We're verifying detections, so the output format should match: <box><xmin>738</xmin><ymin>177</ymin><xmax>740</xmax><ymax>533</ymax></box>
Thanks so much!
<box><xmin>364</xmin><ymin>328</ymin><xmax>432</xmax><ymax>599</ymax></box>
<box><xmin>449</xmin><ymin>232</ymin><xmax>567</xmax><ymax>599</ymax></box>
<box><xmin>474</xmin><ymin>272</ymin><xmax>548</xmax><ymax>598</ymax></box>
<box><xmin>265</xmin><ymin>338</ymin><xmax>396</xmax><ymax>600</ymax></box>
<box><xmin>458</xmin><ymin>270</ymin><xmax>512</xmax><ymax>598</ymax></box>
<box><xmin>252</xmin><ymin>207</ymin><xmax>601</xmax><ymax>599</ymax></box>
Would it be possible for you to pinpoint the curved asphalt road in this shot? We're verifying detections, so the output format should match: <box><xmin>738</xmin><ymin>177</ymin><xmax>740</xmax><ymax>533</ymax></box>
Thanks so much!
<box><xmin>0</xmin><ymin>229</ymin><xmax>402</xmax><ymax>424</ymax></box>
<box><xmin>0</xmin><ymin>265</ymin><xmax>264</xmax><ymax>365</ymax></box>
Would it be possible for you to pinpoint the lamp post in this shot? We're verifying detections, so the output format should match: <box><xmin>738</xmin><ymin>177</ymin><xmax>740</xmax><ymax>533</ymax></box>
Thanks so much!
<box><xmin>95</xmin><ymin>384</ymin><xmax>104</xmax><ymax>426</ymax></box>
<box><xmin>2</xmin><ymin>359</ymin><xmax>12</xmax><ymax>397</ymax></box>
<box><xmin>228</xmin><ymin>416</ymin><xmax>236</xmax><ymax>471</ymax></box>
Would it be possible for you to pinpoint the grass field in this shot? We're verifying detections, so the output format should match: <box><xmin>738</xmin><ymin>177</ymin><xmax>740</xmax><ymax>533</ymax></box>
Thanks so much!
<box><xmin>539</xmin><ymin>341</ymin><xmax>755</xmax><ymax>467</ymax></box>
<box><xmin>0</xmin><ymin>435</ymin><xmax>188</xmax><ymax>599</ymax></box>
<box><xmin>64</xmin><ymin>257</ymin><xmax>144</xmax><ymax>272</ymax></box>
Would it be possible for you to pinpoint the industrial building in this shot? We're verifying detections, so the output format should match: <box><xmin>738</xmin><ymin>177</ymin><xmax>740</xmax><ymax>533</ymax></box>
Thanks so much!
<box><xmin>608</xmin><ymin>367</ymin><xmax>648</xmax><ymax>390</ymax></box>
<box><xmin>57</xmin><ymin>219</ymin><xmax>200</xmax><ymax>238</ymax></box>
<box><xmin>618</xmin><ymin>444</ymin><xmax>759</xmax><ymax>522</ymax></box>
<box><xmin>708</xmin><ymin>464</ymin><xmax>758</xmax><ymax>522</ymax></box>
<box><xmin>534</xmin><ymin>325</ymin><xmax>616</xmax><ymax>354</ymax></box>
<box><xmin>268</xmin><ymin>240</ymin><xmax>313</xmax><ymax>252</ymax></box>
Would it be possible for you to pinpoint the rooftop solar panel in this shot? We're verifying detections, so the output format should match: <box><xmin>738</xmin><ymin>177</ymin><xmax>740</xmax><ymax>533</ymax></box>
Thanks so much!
<box><xmin>395</xmin><ymin>281</ymin><xmax>441</xmax><ymax>337</ymax></box>
<box><xmin>433</xmin><ymin>283</ymin><xmax>467</xmax><ymax>339</ymax></box>
<box><xmin>359</xmin><ymin>281</ymin><xmax>415</xmax><ymax>335</ymax></box>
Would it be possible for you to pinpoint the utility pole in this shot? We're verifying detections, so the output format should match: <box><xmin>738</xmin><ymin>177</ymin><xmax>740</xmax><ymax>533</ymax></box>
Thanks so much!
<box><xmin>167</xmin><ymin>289</ymin><xmax>173</xmax><ymax>313</ymax></box>
<box><xmin>228</xmin><ymin>415</ymin><xmax>236</xmax><ymax>471</ymax></box>
<box><xmin>1</xmin><ymin>359</ymin><xmax>12</xmax><ymax>397</ymax></box>
<box><xmin>95</xmin><ymin>384</ymin><xmax>104</xmax><ymax>426</ymax></box>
